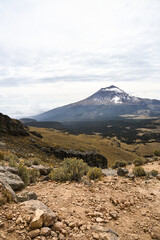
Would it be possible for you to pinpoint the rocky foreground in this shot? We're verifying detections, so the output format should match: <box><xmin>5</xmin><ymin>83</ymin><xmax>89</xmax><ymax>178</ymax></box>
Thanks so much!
<box><xmin>0</xmin><ymin>161</ymin><xmax>160</xmax><ymax>240</ymax></box>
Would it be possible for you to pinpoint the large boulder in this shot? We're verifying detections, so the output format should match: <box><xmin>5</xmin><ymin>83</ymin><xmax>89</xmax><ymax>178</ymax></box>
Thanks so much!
<box><xmin>17</xmin><ymin>191</ymin><xmax>37</xmax><ymax>202</ymax></box>
<box><xmin>23</xmin><ymin>200</ymin><xmax>57</xmax><ymax>227</ymax></box>
<box><xmin>117</xmin><ymin>168</ymin><xmax>129</xmax><ymax>176</ymax></box>
<box><xmin>0</xmin><ymin>166</ymin><xmax>19</xmax><ymax>174</ymax></box>
<box><xmin>0</xmin><ymin>179</ymin><xmax>17</xmax><ymax>203</ymax></box>
<box><xmin>102</xmin><ymin>168</ymin><xmax>117</xmax><ymax>176</ymax></box>
<box><xmin>0</xmin><ymin>166</ymin><xmax>6</xmax><ymax>173</ymax></box>
<box><xmin>0</xmin><ymin>171</ymin><xmax>24</xmax><ymax>191</ymax></box>
<box><xmin>5</xmin><ymin>166</ymin><xmax>19</xmax><ymax>174</ymax></box>
<box><xmin>31</xmin><ymin>165</ymin><xmax>51</xmax><ymax>176</ymax></box>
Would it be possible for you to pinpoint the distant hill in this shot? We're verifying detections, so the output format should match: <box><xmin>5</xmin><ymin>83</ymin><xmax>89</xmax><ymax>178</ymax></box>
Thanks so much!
<box><xmin>0</xmin><ymin>113</ymin><xmax>29</xmax><ymax>136</ymax></box>
<box><xmin>20</xmin><ymin>118</ymin><xmax>37</xmax><ymax>124</ymax></box>
<box><xmin>33</xmin><ymin>85</ymin><xmax>160</xmax><ymax>122</ymax></box>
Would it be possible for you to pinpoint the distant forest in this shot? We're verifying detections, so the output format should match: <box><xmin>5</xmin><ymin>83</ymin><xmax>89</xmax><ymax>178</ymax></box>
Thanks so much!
<box><xmin>63</xmin><ymin>119</ymin><xmax>160</xmax><ymax>144</ymax></box>
<box><xmin>26</xmin><ymin>118</ymin><xmax>160</xmax><ymax>144</ymax></box>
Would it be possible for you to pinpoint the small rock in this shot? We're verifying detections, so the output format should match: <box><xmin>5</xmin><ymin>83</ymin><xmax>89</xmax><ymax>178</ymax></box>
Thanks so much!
<box><xmin>156</xmin><ymin>174</ymin><xmax>160</xmax><ymax>181</ymax></box>
<box><xmin>0</xmin><ymin>220</ymin><xmax>4</xmax><ymax>227</ymax></box>
<box><xmin>77</xmin><ymin>221</ymin><xmax>84</xmax><ymax>228</ymax></box>
<box><xmin>96</xmin><ymin>217</ymin><xmax>104</xmax><ymax>223</ymax></box>
<box><xmin>7</xmin><ymin>226</ymin><xmax>14</xmax><ymax>233</ymax></box>
<box><xmin>52</xmin><ymin>221</ymin><xmax>64</xmax><ymax>232</ymax></box>
<box><xmin>109</xmin><ymin>211</ymin><xmax>118</xmax><ymax>220</ymax></box>
<box><xmin>16</xmin><ymin>216</ymin><xmax>23</xmax><ymax>224</ymax></box>
<box><xmin>30</xmin><ymin>209</ymin><xmax>44</xmax><ymax>229</ymax></box>
<box><xmin>126</xmin><ymin>172</ymin><xmax>135</xmax><ymax>180</ymax></box>
<box><xmin>28</xmin><ymin>229</ymin><xmax>41</xmax><ymax>238</ymax></box>
<box><xmin>0</xmin><ymin>231</ymin><xmax>6</xmax><ymax>239</ymax></box>
<box><xmin>69</xmin><ymin>222</ymin><xmax>76</xmax><ymax>228</ymax></box>
<box><xmin>117</xmin><ymin>168</ymin><xmax>129</xmax><ymax>176</ymax></box>
<box><xmin>59</xmin><ymin>233</ymin><xmax>65</xmax><ymax>240</ymax></box>
<box><xmin>92</xmin><ymin>232</ymin><xmax>99</xmax><ymax>239</ymax></box>
<box><xmin>6</xmin><ymin>212</ymin><xmax>13</xmax><ymax>220</ymax></box>
<box><xmin>44</xmin><ymin>212</ymin><xmax>57</xmax><ymax>227</ymax></box>
<box><xmin>40</xmin><ymin>227</ymin><xmax>51</xmax><ymax>236</ymax></box>
<box><xmin>151</xmin><ymin>226</ymin><xmax>160</xmax><ymax>239</ymax></box>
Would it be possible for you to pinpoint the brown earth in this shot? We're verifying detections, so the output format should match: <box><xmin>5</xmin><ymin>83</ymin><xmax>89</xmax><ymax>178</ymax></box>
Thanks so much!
<box><xmin>0</xmin><ymin>161</ymin><xmax>160</xmax><ymax>240</ymax></box>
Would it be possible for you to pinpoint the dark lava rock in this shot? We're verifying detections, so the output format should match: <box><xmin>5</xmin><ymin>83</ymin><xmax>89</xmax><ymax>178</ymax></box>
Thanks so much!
<box><xmin>48</xmin><ymin>148</ymin><xmax>108</xmax><ymax>168</ymax></box>
<box><xmin>117</xmin><ymin>168</ymin><xmax>129</xmax><ymax>176</ymax></box>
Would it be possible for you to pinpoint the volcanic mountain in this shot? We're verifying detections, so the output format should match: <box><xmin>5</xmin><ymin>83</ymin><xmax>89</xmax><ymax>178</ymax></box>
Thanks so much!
<box><xmin>33</xmin><ymin>85</ymin><xmax>160</xmax><ymax>121</ymax></box>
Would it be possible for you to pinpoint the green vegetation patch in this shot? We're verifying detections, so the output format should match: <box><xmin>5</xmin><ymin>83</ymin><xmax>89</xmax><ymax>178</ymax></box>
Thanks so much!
<box><xmin>133</xmin><ymin>166</ymin><xmax>146</xmax><ymax>177</ymax></box>
<box><xmin>50</xmin><ymin>157</ymin><xmax>89</xmax><ymax>182</ymax></box>
<box><xmin>87</xmin><ymin>167</ymin><xmax>103</xmax><ymax>180</ymax></box>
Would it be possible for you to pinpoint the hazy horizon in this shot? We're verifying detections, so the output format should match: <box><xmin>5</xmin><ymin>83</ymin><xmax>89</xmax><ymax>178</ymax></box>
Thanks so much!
<box><xmin>0</xmin><ymin>0</ymin><xmax>160</xmax><ymax>118</ymax></box>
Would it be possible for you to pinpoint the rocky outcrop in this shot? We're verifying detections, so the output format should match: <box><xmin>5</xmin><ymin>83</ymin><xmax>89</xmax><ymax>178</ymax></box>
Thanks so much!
<box><xmin>33</xmin><ymin>143</ymin><xmax>108</xmax><ymax>168</ymax></box>
<box><xmin>0</xmin><ymin>171</ymin><xmax>24</xmax><ymax>191</ymax></box>
<box><xmin>0</xmin><ymin>112</ymin><xmax>29</xmax><ymax>136</ymax></box>
<box><xmin>23</xmin><ymin>200</ymin><xmax>58</xmax><ymax>230</ymax></box>
<box><xmin>31</xmin><ymin>165</ymin><xmax>51</xmax><ymax>176</ymax></box>
<box><xmin>16</xmin><ymin>191</ymin><xmax>37</xmax><ymax>202</ymax></box>
<box><xmin>0</xmin><ymin>166</ymin><xmax>18</xmax><ymax>174</ymax></box>
<box><xmin>0</xmin><ymin>180</ymin><xmax>17</xmax><ymax>203</ymax></box>
<box><xmin>47</xmin><ymin>147</ymin><xmax>108</xmax><ymax>168</ymax></box>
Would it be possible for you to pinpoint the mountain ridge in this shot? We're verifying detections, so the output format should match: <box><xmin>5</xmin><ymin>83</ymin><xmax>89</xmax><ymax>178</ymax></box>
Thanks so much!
<box><xmin>33</xmin><ymin>85</ymin><xmax>160</xmax><ymax>122</ymax></box>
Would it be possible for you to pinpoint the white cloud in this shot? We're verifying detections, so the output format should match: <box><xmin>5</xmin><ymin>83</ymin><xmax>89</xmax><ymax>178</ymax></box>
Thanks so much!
<box><xmin>0</xmin><ymin>0</ymin><xmax>160</xmax><ymax>117</ymax></box>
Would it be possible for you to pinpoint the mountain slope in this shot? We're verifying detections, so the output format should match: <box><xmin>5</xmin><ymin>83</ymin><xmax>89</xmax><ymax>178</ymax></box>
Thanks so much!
<box><xmin>0</xmin><ymin>112</ymin><xmax>29</xmax><ymax>136</ymax></box>
<box><xmin>33</xmin><ymin>85</ymin><xmax>160</xmax><ymax>121</ymax></box>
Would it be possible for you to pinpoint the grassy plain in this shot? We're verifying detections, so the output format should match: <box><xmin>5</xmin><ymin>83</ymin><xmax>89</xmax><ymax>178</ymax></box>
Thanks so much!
<box><xmin>29</xmin><ymin>127</ymin><xmax>139</xmax><ymax>167</ymax></box>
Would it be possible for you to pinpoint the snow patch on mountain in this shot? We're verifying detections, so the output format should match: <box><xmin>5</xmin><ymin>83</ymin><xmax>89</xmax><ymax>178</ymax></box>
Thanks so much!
<box><xmin>112</xmin><ymin>96</ymin><xmax>122</xmax><ymax>104</ymax></box>
<box><xmin>101</xmin><ymin>86</ymin><xmax>123</xmax><ymax>94</ymax></box>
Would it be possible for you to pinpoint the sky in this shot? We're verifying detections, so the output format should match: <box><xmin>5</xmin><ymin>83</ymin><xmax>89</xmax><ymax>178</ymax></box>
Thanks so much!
<box><xmin>0</xmin><ymin>0</ymin><xmax>160</xmax><ymax>118</ymax></box>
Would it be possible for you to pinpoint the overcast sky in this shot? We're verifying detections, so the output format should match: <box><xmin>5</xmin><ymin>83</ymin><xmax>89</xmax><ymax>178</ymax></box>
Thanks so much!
<box><xmin>0</xmin><ymin>0</ymin><xmax>160</xmax><ymax>118</ymax></box>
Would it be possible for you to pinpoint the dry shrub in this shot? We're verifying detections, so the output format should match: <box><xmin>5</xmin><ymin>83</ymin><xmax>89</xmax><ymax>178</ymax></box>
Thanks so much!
<box><xmin>87</xmin><ymin>167</ymin><xmax>103</xmax><ymax>180</ymax></box>
<box><xmin>50</xmin><ymin>158</ymin><xmax>89</xmax><ymax>182</ymax></box>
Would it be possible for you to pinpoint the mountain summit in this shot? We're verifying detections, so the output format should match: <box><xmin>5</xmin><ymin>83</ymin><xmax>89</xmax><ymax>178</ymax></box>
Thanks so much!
<box><xmin>72</xmin><ymin>85</ymin><xmax>140</xmax><ymax>106</ymax></box>
<box><xmin>33</xmin><ymin>86</ymin><xmax>160</xmax><ymax>121</ymax></box>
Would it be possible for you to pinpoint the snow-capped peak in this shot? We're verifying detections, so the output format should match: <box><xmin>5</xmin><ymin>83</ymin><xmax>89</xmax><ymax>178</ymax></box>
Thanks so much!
<box><xmin>71</xmin><ymin>85</ymin><xmax>141</xmax><ymax>106</ymax></box>
<box><xmin>100</xmin><ymin>85</ymin><xmax>124</xmax><ymax>94</ymax></box>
